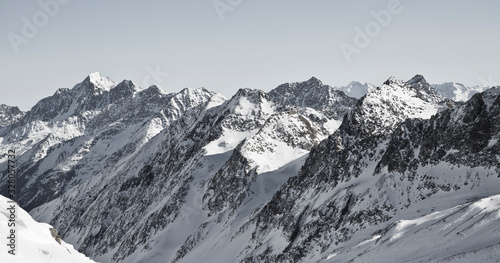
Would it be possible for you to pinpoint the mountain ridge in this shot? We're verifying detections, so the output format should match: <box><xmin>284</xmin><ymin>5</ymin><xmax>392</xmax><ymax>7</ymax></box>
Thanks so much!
<box><xmin>0</xmin><ymin>73</ymin><xmax>499</xmax><ymax>263</ymax></box>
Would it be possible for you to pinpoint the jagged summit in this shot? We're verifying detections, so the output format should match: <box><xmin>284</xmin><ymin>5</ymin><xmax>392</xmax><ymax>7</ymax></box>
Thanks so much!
<box><xmin>383</xmin><ymin>76</ymin><xmax>405</xmax><ymax>86</ymax></box>
<box><xmin>232</xmin><ymin>87</ymin><xmax>268</xmax><ymax>98</ymax></box>
<box><xmin>405</xmin><ymin>74</ymin><xmax>447</xmax><ymax>102</ymax></box>
<box><xmin>335</xmin><ymin>75</ymin><xmax>452</xmax><ymax>139</ymax></box>
<box><xmin>337</xmin><ymin>81</ymin><xmax>376</xmax><ymax>99</ymax></box>
<box><xmin>245</xmin><ymin>84</ymin><xmax>500</xmax><ymax>263</ymax></box>
<box><xmin>85</xmin><ymin>71</ymin><xmax>103</xmax><ymax>81</ymax></box>
<box><xmin>1</xmin><ymin>73</ymin><xmax>499</xmax><ymax>263</ymax></box>
<box><xmin>305</xmin><ymin>76</ymin><xmax>323</xmax><ymax>86</ymax></box>
<box><xmin>405</xmin><ymin>74</ymin><xmax>430</xmax><ymax>89</ymax></box>
<box><xmin>406</xmin><ymin>74</ymin><xmax>427</xmax><ymax>84</ymax></box>
<box><xmin>0</xmin><ymin>104</ymin><xmax>24</xmax><ymax>127</ymax></box>
<box><xmin>170</xmin><ymin>87</ymin><xmax>222</xmax><ymax>111</ymax></box>
<box><xmin>273</xmin><ymin>76</ymin><xmax>324</xmax><ymax>92</ymax></box>
<box><xmin>378</xmin><ymin>75</ymin><xmax>449</xmax><ymax>105</ymax></box>
<box><xmin>144</xmin><ymin>84</ymin><xmax>167</xmax><ymax>95</ymax></box>
<box><xmin>109</xmin><ymin>80</ymin><xmax>139</xmax><ymax>102</ymax></box>
<box><xmin>268</xmin><ymin>77</ymin><xmax>357</xmax><ymax>119</ymax></box>
<box><xmin>82</xmin><ymin>72</ymin><xmax>117</xmax><ymax>90</ymax></box>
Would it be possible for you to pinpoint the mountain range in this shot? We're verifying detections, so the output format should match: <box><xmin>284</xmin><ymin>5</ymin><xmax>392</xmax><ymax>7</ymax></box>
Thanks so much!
<box><xmin>337</xmin><ymin>80</ymin><xmax>488</xmax><ymax>102</ymax></box>
<box><xmin>0</xmin><ymin>73</ymin><xmax>499</xmax><ymax>262</ymax></box>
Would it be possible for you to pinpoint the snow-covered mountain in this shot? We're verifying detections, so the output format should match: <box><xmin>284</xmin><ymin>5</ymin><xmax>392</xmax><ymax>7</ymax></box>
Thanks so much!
<box><xmin>267</xmin><ymin>77</ymin><xmax>357</xmax><ymax>120</ymax></box>
<box><xmin>337</xmin><ymin>81</ymin><xmax>376</xmax><ymax>99</ymax></box>
<box><xmin>0</xmin><ymin>104</ymin><xmax>24</xmax><ymax>128</ymax></box>
<box><xmin>1</xmin><ymin>74</ymin><xmax>354</xmax><ymax>262</ymax></box>
<box><xmin>0</xmin><ymin>195</ymin><xmax>96</xmax><ymax>263</ymax></box>
<box><xmin>237</xmin><ymin>77</ymin><xmax>500</xmax><ymax>262</ymax></box>
<box><xmin>1</xmin><ymin>73</ymin><xmax>499</xmax><ymax>262</ymax></box>
<box><xmin>339</xmin><ymin>79</ymin><xmax>486</xmax><ymax>102</ymax></box>
<box><xmin>432</xmin><ymin>82</ymin><xmax>487</xmax><ymax>102</ymax></box>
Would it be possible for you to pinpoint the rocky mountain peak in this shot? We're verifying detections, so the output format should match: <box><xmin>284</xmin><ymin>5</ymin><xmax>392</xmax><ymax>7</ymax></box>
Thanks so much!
<box><xmin>338</xmin><ymin>81</ymin><xmax>377</xmax><ymax>99</ymax></box>
<box><xmin>383</xmin><ymin>76</ymin><xmax>405</xmax><ymax>86</ymax></box>
<box><xmin>173</xmin><ymin>87</ymin><xmax>222</xmax><ymax>107</ymax></box>
<box><xmin>406</xmin><ymin>74</ymin><xmax>428</xmax><ymax>85</ymax></box>
<box><xmin>142</xmin><ymin>84</ymin><xmax>166</xmax><ymax>95</ymax></box>
<box><xmin>0</xmin><ymin>104</ymin><xmax>24</xmax><ymax>127</ymax></box>
<box><xmin>341</xmin><ymin>75</ymin><xmax>449</xmax><ymax>137</ymax></box>
<box><xmin>109</xmin><ymin>80</ymin><xmax>138</xmax><ymax>102</ymax></box>
<box><xmin>305</xmin><ymin>76</ymin><xmax>323</xmax><ymax>86</ymax></box>
<box><xmin>2</xmin><ymin>73</ymin><xmax>499</xmax><ymax>263</ymax></box>
<box><xmin>233</xmin><ymin>88</ymin><xmax>269</xmax><ymax>100</ymax></box>
<box><xmin>268</xmin><ymin>78</ymin><xmax>357</xmax><ymax>120</ymax></box>
<box><xmin>406</xmin><ymin>74</ymin><xmax>448</xmax><ymax>103</ymax></box>
<box><xmin>83</xmin><ymin>72</ymin><xmax>117</xmax><ymax>90</ymax></box>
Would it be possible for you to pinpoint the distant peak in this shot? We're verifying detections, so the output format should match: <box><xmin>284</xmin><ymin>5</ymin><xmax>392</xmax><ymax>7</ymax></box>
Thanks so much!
<box><xmin>348</xmin><ymin>81</ymin><xmax>363</xmax><ymax>85</ymax></box>
<box><xmin>235</xmin><ymin>87</ymin><xmax>266</xmax><ymax>97</ymax></box>
<box><xmin>83</xmin><ymin>72</ymin><xmax>103</xmax><ymax>84</ymax></box>
<box><xmin>87</xmin><ymin>71</ymin><xmax>102</xmax><ymax>79</ymax></box>
<box><xmin>144</xmin><ymin>85</ymin><xmax>167</xmax><ymax>95</ymax></box>
<box><xmin>178</xmin><ymin>87</ymin><xmax>214</xmax><ymax>95</ymax></box>
<box><xmin>406</xmin><ymin>74</ymin><xmax>430</xmax><ymax>86</ymax></box>
<box><xmin>83</xmin><ymin>72</ymin><xmax>117</xmax><ymax>90</ymax></box>
<box><xmin>173</xmin><ymin>87</ymin><xmax>218</xmax><ymax>101</ymax></box>
<box><xmin>306</xmin><ymin>76</ymin><xmax>323</xmax><ymax>86</ymax></box>
<box><xmin>383</xmin><ymin>76</ymin><xmax>404</xmax><ymax>86</ymax></box>
<box><xmin>230</xmin><ymin>88</ymin><xmax>273</xmax><ymax>104</ymax></box>
<box><xmin>411</xmin><ymin>74</ymin><xmax>425</xmax><ymax>80</ymax></box>
<box><xmin>113</xmin><ymin>80</ymin><xmax>138</xmax><ymax>91</ymax></box>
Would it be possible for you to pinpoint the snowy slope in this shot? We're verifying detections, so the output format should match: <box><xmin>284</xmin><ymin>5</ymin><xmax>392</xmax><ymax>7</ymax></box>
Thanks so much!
<box><xmin>0</xmin><ymin>195</ymin><xmax>96</xmax><ymax>263</ymax></box>
<box><xmin>1</xmin><ymin>73</ymin><xmax>499</xmax><ymax>263</ymax></box>
<box><xmin>0</xmin><ymin>75</ymin><xmax>352</xmax><ymax>263</ymax></box>
<box><xmin>327</xmin><ymin>194</ymin><xmax>500</xmax><ymax>262</ymax></box>
<box><xmin>234</xmin><ymin>80</ymin><xmax>500</xmax><ymax>262</ymax></box>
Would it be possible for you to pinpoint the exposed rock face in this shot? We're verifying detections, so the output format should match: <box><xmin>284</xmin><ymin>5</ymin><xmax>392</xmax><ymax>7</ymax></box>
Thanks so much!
<box><xmin>268</xmin><ymin>77</ymin><xmax>357</xmax><ymax>120</ymax></box>
<box><xmin>238</xmin><ymin>81</ymin><xmax>500</xmax><ymax>262</ymax></box>
<box><xmin>0</xmin><ymin>104</ymin><xmax>24</xmax><ymax>128</ymax></box>
<box><xmin>1</xmin><ymin>73</ymin><xmax>499</xmax><ymax>263</ymax></box>
<box><xmin>50</xmin><ymin>227</ymin><xmax>63</xmax><ymax>244</ymax></box>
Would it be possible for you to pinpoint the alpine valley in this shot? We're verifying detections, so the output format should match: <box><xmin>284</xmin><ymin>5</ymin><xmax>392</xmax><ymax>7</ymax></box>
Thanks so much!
<box><xmin>1</xmin><ymin>73</ymin><xmax>499</xmax><ymax>263</ymax></box>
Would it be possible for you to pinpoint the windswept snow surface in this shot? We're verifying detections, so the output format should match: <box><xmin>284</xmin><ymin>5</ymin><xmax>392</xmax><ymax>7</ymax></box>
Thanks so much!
<box><xmin>326</xmin><ymin>194</ymin><xmax>500</xmax><ymax>263</ymax></box>
<box><xmin>0</xmin><ymin>195</ymin><xmax>97</xmax><ymax>263</ymax></box>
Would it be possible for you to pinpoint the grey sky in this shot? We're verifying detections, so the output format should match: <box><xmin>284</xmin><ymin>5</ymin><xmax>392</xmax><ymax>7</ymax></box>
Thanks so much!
<box><xmin>1</xmin><ymin>0</ymin><xmax>499</xmax><ymax>110</ymax></box>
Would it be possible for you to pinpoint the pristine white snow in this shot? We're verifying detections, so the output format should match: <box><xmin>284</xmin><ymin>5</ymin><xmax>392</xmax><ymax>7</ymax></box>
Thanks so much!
<box><xmin>87</xmin><ymin>72</ymin><xmax>117</xmax><ymax>91</ymax></box>
<box><xmin>0</xmin><ymin>195</ymin><xmax>97</xmax><ymax>263</ymax></box>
